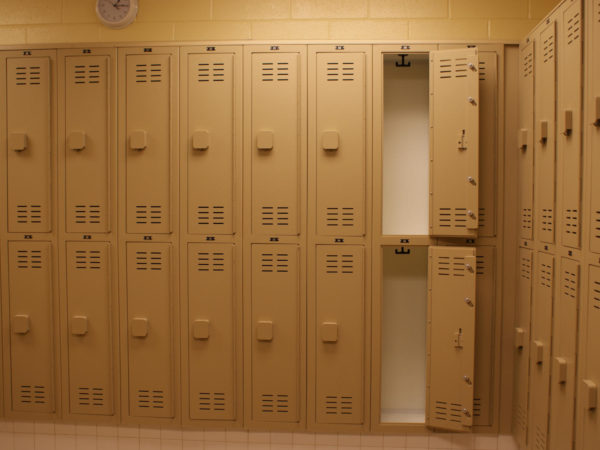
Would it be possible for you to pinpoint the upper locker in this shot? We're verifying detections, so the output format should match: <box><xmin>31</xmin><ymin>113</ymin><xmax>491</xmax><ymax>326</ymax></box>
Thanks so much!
<box><xmin>429</xmin><ymin>49</ymin><xmax>479</xmax><ymax>237</ymax></box>
<box><xmin>589</xmin><ymin>0</ymin><xmax>600</xmax><ymax>254</ymax></box>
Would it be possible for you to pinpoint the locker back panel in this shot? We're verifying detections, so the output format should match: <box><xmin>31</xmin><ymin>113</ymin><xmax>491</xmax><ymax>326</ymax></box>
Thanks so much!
<box><xmin>315</xmin><ymin>52</ymin><xmax>366</xmax><ymax>237</ymax></box>
<box><xmin>590</xmin><ymin>0</ymin><xmax>600</xmax><ymax>254</ymax></box>
<box><xmin>6</xmin><ymin>57</ymin><xmax>52</xmax><ymax>233</ymax></box>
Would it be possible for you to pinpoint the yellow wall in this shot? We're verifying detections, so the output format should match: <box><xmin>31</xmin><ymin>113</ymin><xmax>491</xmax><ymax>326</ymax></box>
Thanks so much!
<box><xmin>0</xmin><ymin>0</ymin><xmax>560</xmax><ymax>45</ymax></box>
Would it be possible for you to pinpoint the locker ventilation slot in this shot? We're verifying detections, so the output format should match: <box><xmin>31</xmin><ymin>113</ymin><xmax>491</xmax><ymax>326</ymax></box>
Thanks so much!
<box><xmin>473</xmin><ymin>397</ymin><xmax>482</xmax><ymax>417</ymax></box>
<box><xmin>540</xmin><ymin>263</ymin><xmax>553</xmax><ymax>288</ymax></box>
<box><xmin>563</xmin><ymin>209</ymin><xmax>579</xmax><ymax>236</ymax></box>
<box><xmin>439</xmin><ymin>57</ymin><xmax>468</xmax><ymax>79</ymax></box>
<box><xmin>77</xmin><ymin>387</ymin><xmax>105</xmax><ymax>407</ymax></box>
<box><xmin>135</xmin><ymin>205</ymin><xmax>163</xmax><ymax>225</ymax></box>
<box><xmin>16</xmin><ymin>204</ymin><xmax>43</xmax><ymax>224</ymax></box>
<box><xmin>74</xmin><ymin>205</ymin><xmax>102</xmax><ymax>224</ymax></box>
<box><xmin>326</xmin><ymin>61</ymin><xmax>355</xmax><ymax>82</ymax></box>
<box><xmin>541</xmin><ymin>209</ymin><xmax>554</xmax><ymax>233</ymax></box>
<box><xmin>522</xmin><ymin>51</ymin><xmax>533</xmax><ymax>78</ymax></box>
<box><xmin>197</xmin><ymin>205</ymin><xmax>225</xmax><ymax>226</ymax></box>
<box><xmin>16</xmin><ymin>250</ymin><xmax>43</xmax><ymax>269</ymax></box>
<box><xmin>478</xmin><ymin>207</ymin><xmax>487</xmax><ymax>230</ymax></box>
<box><xmin>196</xmin><ymin>252</ymin><xmax>226</xmax><ymax>272</ymax></box>
<box><xmin>260</xmin><ymin>253</ymin><xmax>289</xmax><ymax>273</ymax></box>
<box><xmin>324</xmin><ymin>395</ymin><xmax>353</xmax><ymax>415</ymax></box>
<box><xmin>437</xmin><ymin>207</ymin><xmax>468</xmax><ymax>228</ymax></box>
<box><xmin>520</xmin><ymin>255</ymin><xmax>532</xmax><ymax>280</ymax></box>
<box><xmin>74</xmin><ymin>250</ymin><xmax>102</xmax><ymax>270</ymax></box>
<box><xmin>566</xmin><ymin>11</ymin><xmax>581</xmax><ymax>45</ymax></box>
<box><xmin>326</xmin><ymin>207</ymin><xmax>355</xmax><ymax>227</ymax></box>
<box><xmin>535</xmin><ymin>425</ymin><xmax>547</xmax><ymax>450</ymax></box>
<box><xmin>135</xmin><ymin>251</ymin><xmax>163</xmax><ymax>271</ymax></box>
<box><xmin>542</xmin><ymin>34</ymin><xmax>555</xmax><ymax>63</ymax></box>
<box><xmin>261</xmin><ymin>62</ymin><xmax>290</xmax><ymax>82</ymax></box>
<box><xmin>434</xmin><ymin>400</ymin><xmax>462</xmax><ymax>423</ymax></box>
<box><xmin>561</xmin><ymin>269</ymin><xmax>577</xmax><ymax>300</ymax></box>
<box><xmin>197</xmin><ymin>62</ymin><xmax>225</xmax><ymax>82</ymax></box>
<box><xmin>478</xmin><ymin>61</ymin><xmax>486</xmax><ymax>81</ymax></box>
<box><xmin>14</xmin><ymin>66</ymin><xmax>42</xmax><ymax>86</ymax></box>
<box><xmin>592</xmin><ymin>280</ymin><xmax>600</xmax><ymax>311</ymax></box>
<box><xmin>325</xmin><ymin>253</ymin><xmax>354</xmax><ymax>274</ymax></box>
<box><xmin>73</xmin><ymin>64</ymin><xmax>101</xmax><ymax>85</ymax></box>
<box><xmin>521</xmin><ymin>208</ymin><xmax>533</xmax><ymax>232</ymax></box>
<box><xmin>19</xmin><ymin>385</ymin><xmax>47</xmax><ymax>405</ymax></box>
<box><xmin>475</xmin><ymin>254</ymin><xmax>488</xmax><ymax>276</ymax></box>
<box><xmin>198</xmin><ymin>392</ymin><xmax>226</xmax><ymax>411</ymax></box>
<box><xmin>593</xmin><ymin>211</ymin><xmax>600</xmax><ymax>242</ymax></box>
<box><xmin>261</xmin><ymin>206</ymin><xmax>289</xmax><ymax>226</ymax></box>
<box><xmin>436</xmin><ymin>256</ymin><xmax>466</xmax><ymax>277</ymax></box>
<box><xmin>261</xmin><ymin>394</ymin><xmax>289</xmax><ymax>414</ymax></box>
<box><xmin>513</xmin><ymin>403</ymin><xmax>527</xmax><ymax>434</ymax></box>
<box><xmin>136</xmin><ymin>389</ymin><xmax>165</xmax><ymax>408</ymax></box>
<box><xmin>135</xmin><ymin>63</ymin><xmax>163</xmax><ymax>83</ymax></box>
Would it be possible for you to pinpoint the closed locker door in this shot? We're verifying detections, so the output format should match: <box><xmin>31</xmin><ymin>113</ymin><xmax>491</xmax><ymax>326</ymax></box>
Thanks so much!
<box><xmin>251</xmin><ymin>53</ymin><xmax>300</xmax><ymax>236</ymax></box>
<box><xmin>589</xmin><ymin>0</ymin><xmax>600</xmax><ymax>254</ymax></box>
<box><xmin>125</xmin><ymin>54</ymin><xmax>172</xmax><ymax>234</ymax></box>
<box><xmin>315</xmin><ymin>53</ymin><xmax>366</xmax><ymax>237</ymax></box>
<box><xmin>518</xmin><ymin>42</ymin><xmax>535</xmax><ymax>240</ymax></box>
<box><xmin>535</xmin><ymin>23</ymin><xmax>557</xmax><ymax>244</ymax></box>
<box><xmin>64</xmin><ymin>55</ymin><xmax>111</xmax><ymax>233</ymax></box>
<box><xmin>429</xmin><ymin>49</ymin><xmax>479</xmax><ymax>237</ymax></box>
<box><xmin>251</xmin><ymin>244</ymin><xmax>300</xmax><ymax>422</ymax></box>
<box><xmin>548</xmin><ymin>258</ymin><xmax>579</xmax><ymax>450</ymax></box>
<box><xmin>528</xmin><ymin>252</ymin><xmax>554</xmax><ymax>450</ymax></box>
<box><xmin>426</xmin><ymin>246</ymin><xmax>476</xmax><ymax>432</ymax></box>
<box><xmin>187</xmin><ymin>243</ymin><xmax>235</xmax><ymax>420</ymax></box>
<box><xmin>8</xmin><ymin>241</ymin><xmax>55</xmax><ymax>413</ymax></box>
<box><xmin>66</xmin><ymin>242</ymin><xmax>113</xmax><ymax>415</ymax></box>
<box><xmin>6</xmin><ymin>57</ymin><xmax>52</xmax><ymax>233</ymax></box>
<box><xmin>315</xmin><ymin>245</ymin><xmax>364</xmax><ymax>425</ymax></box>
<box><xmin>187</xmin><ymin>53</ymin><xmax>235</xmax><ymax>235</ymax></box>
<box><xmin>126</xmin><ymin>242</ymin><xmax>174</xmax><ymax>418</ymax></box>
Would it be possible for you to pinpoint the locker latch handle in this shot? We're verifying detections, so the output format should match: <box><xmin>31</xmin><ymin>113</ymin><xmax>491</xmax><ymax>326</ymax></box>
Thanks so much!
<box><xmin>256</xmin><ymin>320</ymin><xmax>273</xmax><ymax>341</ymax></box>
<box><xmin>594</xmin><ymin>97</ymin><xmax>600</xmax><ymax>127</ymax></box>
<box><xmin>8</xmin><ymin>133</ymin><xmax>27</xmax><ymax>152</ymax></box>
<box><xmin>70</xmin><ymin>315</ymin><xmax>88</xmax><ymax>336</ymax></box>
<box><xmin>192</xmin><ymin>130</ymin><xmax>210</xmax><ymax>151</ymax></box>
<box><xmin>539</xmin><ymin>120</ymin><xmax>548</xmax><ymax>144</ymax></box>
<box><xmin>321</xmin><ymin>322</ymin><xmax>338</xmax><ymax>343</ymax></box>
<box><xmin>453</xmin><ymin>329</ymin><xmax>463</xmax><ymax>348</ymax></box>
<box><xmin>68</xmin><ymin>131</ymin><xmax>86</xmax><ymax>151</ymax></box>
<box><xmin>533</xmin><ymin>340</ymin><xmax>544</xmax><ymax>364</ymax></box>
<box><xmin>12</xmin><ymin>314</ymin><xmax>30</xmax><ymax>334</ymax></box>
<box><xmin>322</xmin><ymin>131</ymin><xmax>339</xmax><ymax>151</ymax></box>
<box><xmin>256</xmin><ymin>131</ymin><xmax>274</xmax><ymax>151</ymax></box>
<box><xmin>131</xmin><ymin>317</ymin><xmax>149</xmax><ymax>338</ymax></box>
<box><xmin>514</xmin><ymin>327</ymin><xmax>525</xmax><ymax>349</ymax></box>
<box><xmin>582</xmin><ymin>379</ymin><xmax>598</xmax><ymax>410</ymax></box>
<box><xmin>458</xmin><ymin>129</ymin><xmax>467</xmax><ymax>151</ymax></box>
<box><xmin>553</xmin><ymin>357</ymin><xmax>567</xmax><ymax>384</ymax></box>
<box><xmin>518</xmin><ymin>129</ymin><xmax>528</xmax><ymax>151</ymax></box>
<box><xmin>130</xmin><ymin>130</ymin><xmax>148</xmax><ymax>151</ymax></box>
<box><xmin>563</xmin><ymin>110</ymin><xmax>573</xmax><ymax>136</ymax></box>
<box><xmin>192</xmin><ymin>319</ymin><xmax>210</xmax><ymax>340</ymax></box>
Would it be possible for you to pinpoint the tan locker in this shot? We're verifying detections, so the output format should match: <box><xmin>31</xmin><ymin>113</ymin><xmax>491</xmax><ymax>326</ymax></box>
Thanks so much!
<box><xmin>251</xmin><ymin>244</ymin><xmax>300</xmax><ymax>422</ymax></box>
<box><xmin>7</xmin><ymin>241</ymin><xmax>55</xmax><ymax>413</ymax></box>
<box><xmin>64</xmin><ymin>55</ymin><xmax>111</xmax><ymax>233</ymax></box>
<box><xmin>126</xmin><ymin>242</ymin><xmax>174</xmax><ymax>418</ymax></box>
<box><xmin>65</xmin><ymin>242</ymin><xmax>113</xmax><ymax>416</ymax></box>
<box><xmin>426</xmin><ymin>246</ymin><xmax>476</xmax><ymax>432</ymax></box>
<box><xmin>187</xmin><ymin>243</ymin><xmax>236</xmax><ymax>420</ymax></box>
<box><xmin>528</xmin><ymin>252</ymin><xmax>554</xmax><ymax>450</ymax></box>
<box><xmin>314</xmin><ymin>52</ymin><xmax>367</xmax><ymax>237</ymax></box>
<box><xmin>186</xmin><ymin>53</ymin><xmax>235</xmax><ymax>235</ymax></box>
<box><xmin>535</xmin><ymin>23</ymin><xmax>557</xmax><ymax>244</ymax></box>
<box><xmin>429</xmin><ymin>49</ymin><xmax>479</xmax><ymax>237</ymax></box>
<box><xmin>548</xmin><ymin>258</ymin><xmax>579</xmax><ymax>450</ymax></box>
<box><xmin>314</xmin><ymin>245</ymin><xmax>364</xmax><ymax>425</ymax></box>
<box><xmin>589</xmin><ymin>0</ymin><xmax>600</xmax><ymax>254</ymax></box>
<box><xmin>250</xmin><ymin>53</ymin><xmax>301</xmax><ymax>236</ymax></box>
<box><xmin>6</xmin><ymin>57</ymin><xmax>52</xmax><ymax>233</ymax></box>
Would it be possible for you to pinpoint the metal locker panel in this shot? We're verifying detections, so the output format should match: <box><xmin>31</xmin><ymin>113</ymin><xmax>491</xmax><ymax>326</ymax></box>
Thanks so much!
<box><xmin>65</xmin><ymin>242</ymin><xmax>113</xmax><ymax>415</ymax></box>
<box><xmin>126</xmin><ymin>242</ymin><xmax>174</xmax><ymax>418</ymax></box>
<box><xmin>315</xmin><ymin>245</ymin><xmax>364</xmax><ymax>425</ymax></box>
<box><xmin>548</xmin><ymin>258</ymin><xmax>579</xmax><ymax>450</ymax></box>
<box><xmin>429</xmin><ymin>49</ymin><xmax>479</xmax><ymax>237</ymax></box>
<box><xmin>187</xmin><ymin>53</ymin><xmax>235</xmax><ymax>235</ymax></box>
<box><xmin>426</xmin><ymin>246</ymin><xmax>476</xmax><ymax>432</ymax></box>
<box><xmin>8</xmin><ymin>241</ymin><xmax>55</xmax><ymax>413</ymax></box>
<box><xmin>64</xmin><ymin>55</ymin><xmax>111</xmax><ymax>233</ymax></box>
<box><xmin>125</xmin><ymin>54</ymin><xmax>173</xmax><ymax>234</ymax></box>
<box><xmin>251</xmin><ymin>53</ymin><xmax>300</xmax><ymax>236</ymax></box>
<box><xmin>528</xmin><ymin>252</ymin><xmax>554</xmax><ymax>450</ymax></box>
<box><xmin>6</xmin><ymin>57</ymin><xmax>52</xmax><ymax>233</ymax></box>
<box><xmin>187</xmin><ymin>243</ymin><xmax>236</xmax><ymax>420</ymax></box>
<box><xmin>315</xmin><ymin>52</ymin><xmax>366</xmax><ymax>237</ymax></box>
<box><xmin>251</xmin><ymin>244</ymin><xmax>300</xmax><ymax>422</ymax></box>
<box><xmin>589</xmin><ymin>0</ymin><xmax>600</xmax><ymax>254</ymax></box>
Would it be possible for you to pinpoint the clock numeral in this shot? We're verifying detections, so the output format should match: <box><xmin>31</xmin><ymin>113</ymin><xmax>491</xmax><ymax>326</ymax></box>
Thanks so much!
<box><xmin>206</xmin><ymin>46</ymin><xmax>216</xmax><ymax>52</ymax></box>
<box><xmin>144</xmin><ymin>47</ymin><xmax>153</xmax><ymax>53</ymax></box>
<box><xmin>83</xmin><ymin>49</ymin><xmax>92</xmax><ymax>54</ymax></box>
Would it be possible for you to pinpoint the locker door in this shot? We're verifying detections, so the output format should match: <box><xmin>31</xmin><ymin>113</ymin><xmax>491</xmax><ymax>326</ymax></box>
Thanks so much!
<box><xmin>187</xmin><ymin>243</ymin><xmax>235</xmax><ymax>420</ymax></box>
<box><xmin>126</xmin><ymin>243</ymin><xmax>174</xmax><ymax>418</ymax></box>
<box><xmin>65</xmin><ymin>242</ymin><xmax>113</xmax><ymax>415</ymax></box>
<box><xmin>548</xmin><ymin>258</ymin><xmax>579</xmax><ymax>450</ymax></box>
<box><xmin>251</xmin><ymin>53</ymin><xmax>300</xmax><ymax>236</ymax></box>
<box><xmin>187</xmin><ymin>53</ymin><xmax>235</xmax><ymax>235</ymax></box>
<box><xmin>251</xmin><ymin>244</ymin><xmax>300</xmax><ymax>422</ymax></box>
<box><xmin>513</xmin><ymin>248</ymin><xmax>533</xmax><ymax>448</ymax></box>
<box><xmin>589</xmin><ymin>0</ymin><xmax>600</xmax><ymax>253</ymax></box>
<box><xmin>430</xmin><ymin>49</ymin><xmax>479</xmax><ymax>237</ymax></box>
<box><xmin>315</xmin><ymin>245</ymin><xmax>364</xmax><ymax>425</ymax></box>
<box><xmin>535</xmin><ymin>23</ymin><xmax>557</xmax><ymax>244</ymax></box>
<box><xmin>8</xmin><ymin>241</ymin><xmax>55</xmax><ymax>413</ymax></box>
<box><xmin>64</xmin><ymin>55</ymin><xmax>111</xmax><ymax>233</ymax></box>
<box><xmin>315</xmin><ymin>52</ymin><xmax>366</xmax><ymax>237</ymax></box>
<box><xmin>518</xmin><ymin>42</ymin><xmax>535</xmax><ymax>240</ymax></box>
<box><xmin>528</xmin><ymin>252</ymin><xmax>554</xmax><ymax>450</ymax></box>
<box><xmin>426</xmin><ymin>246</ymin><xmax>476</xmax><ymax>431</ymax></box>
<box><xmin>125</xmin><ymin>54</ymin><xmax>172</xmax><ymax>234</ymax></box>
<box><xmin>6</xmin><ymin>57</ymin><xmax>52</xmax><ymax>233</ymax></box>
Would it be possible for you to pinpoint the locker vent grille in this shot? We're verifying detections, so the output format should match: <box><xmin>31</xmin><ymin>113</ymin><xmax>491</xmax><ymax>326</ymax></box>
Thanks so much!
<box><xmin>77</xmin><ymin>387</ymin><xmax>105</xmax><ymax>407</ymax></box>
<box><xmin>437</xmin><ymin>207</ymin><xmax>468</xmax><ymax>228</ymax></box>
<box><xmin>74</xmin><ymin>249</ymin><xmax>102</xmax><ymax>270</ymax></box>
<box><xmin>324</xmin><ymin>395</ymin><xmax>353</xmax><ymax>415</ymax></box>
<box><xmin>522</xmin><ymin>51</ymin><xmax>533</xmax><ymax>78</ymax></box>
<box><xmin>542</xmin><ymin>33</ymin><xmax>555</xmax><ymax>63</ymax></box>
<box><xmin>433</xmin><ymin>400</ymin><xmax>462</xmax><ymax>423</ymax></box>
<box><xmin>325</xmin><ymin>253</ymin><xmax>354</xmax><ymax>274</ymax></box>
<box><xmin>326</xmin><ymin>207</ymin><xmax>355</xmax><ymax>227</ymax></box>
<box><xmin>521</xmin><ymin>208</ymin><xmax>533</xmax><ymax>232</ymax></box>
<box><xmin>326</xmin><ymin>61</ymin><xmax>355</xmax><ymax>82</ymax></box>
<box><xmin>260</xmin><ymin>253</ymin><xmax>289</xmax><ymax>273</ymax></box>
<box><xmin>14</xmin><ymin>65</ymin><xmax>42</xmax><ymax>86</ymax></box>
<box><xmin>135</xmin><ymin>63</ymin><xmax>163</xmax><ymax>83</ymax></box>
<box><xmin>475</xmin><ymin>254</ymin><xmax>487</xmax><ymax>276</ymax></box>
<box><xmin>513</xmin><ymin>403</ymin><xmax>527</xmax><ymax>435</ymax></box>
<box><xmin>197</xmin><ymin>205</ymin><xmax>225</xmax><ymax>226</ymax></box>
<box><xmin>520</xmin><ymin>254</ymin><xmax>532</xmax><ymax>280</ymax></box>
<box><xmin>261</xmin><ymin>393</ymin><xmax>289</xmax><ymax>414</ymax></box>
<box><xmin>261</xmin><ymin>206</ymin><xmax>289</xmax><ymax>226</ymax></box>
<box><xmin>136</xmin><ymin>389</ymin><xmax>165</xmax><ymax>408</ymax></box>
<box><xmin>19</xmin><ymin>385</ymin><xmax>47</xmax><ymax>405</ymax></box>
<box><xmin>593</xmin><ymin>211</ymin><xmax>600</xmax><ymax>242</ymax></box>
<box><xmin>473</xmin><ymin>397</ymin><xmax>481</xmax><ymax>417</ymax></box>
<box><xmin>478</xmin><ymin>61</ymin><xmax>486</xmax><ymax>81</ymax></box>
<box><xmin>198</xmin><ymin>392</ymin><xmax>226</xmax><ymax>411</ymax></box>
<box><xmin>261</xmin><ymin>61</ymin><xmax>290</xmax><ymax>82</ymax></box>
<box><xmin>73</xmin><ymin>64</ymin><xmax>101</xmax><ymax>85</ymax></box>
<box><xmin>592</xmin><ymin>280</ymin><xmax>600</xmax><ymax>311</ymax></box>
<box><xmin>197</xmin><ymin>62</ymin><xmax>225</xmax><ymax>82</ymax></box>
<box><xmin>16</xmin><ymin>204</ymin><xmax>43</xmax><ymax>224</ymax></box>
<box><xmin>541</xmin><ymin>209</ymin><xmax>554</xmax><ymax>233</ymax></box>
<box><xmin>566</xmin><ymin>11</ymin><xmax>581</xmax><ymax>45</ymax></box>
<box><xmin>16</xmin><ymin>249</ymin><xmax>43</xmax><ymax>269</ymax></box>
<box><xmin>135</xmin><ymin>251</ymin><xmax>163</xmax><ymax>271</ymax></box>
<box><xmin>540</xmin><ymin>263</ymin><xmax>553</xmax><ymax>288</ymax></box>
<box><xmin>561</xmin><ymin>268</ymin><xmax>577</xmax><ymax>300</ymax></box>
<box><xmin>597</xmin><ymin>0</ymin><xmax>600</xmax><ymax>23</ymax></box>
<box><xmin>135</xmin><ymin>205</ymin><xmax>163</xmax><ymax>225</ymax></box>
<box><xmin>196</xmin><ymin>252</ymin><xmax>225</xmax><ymax>272</ymax></box>
<box><xmin>478</xmin><ymin>207</ymin><xmax>487</xmax><ymax>230</ymax></box>
<box><xmin>563</xmin><ymin>209</ymin><xmax>579</xmax><ymax>237</ymax></box>
<box><xmin>535</xmin><ymin>425</ymin><xmax>547</xmax><ymax>450</ymax></box>
<box><xmin>439</xmin><ymin>57</ymin><xmax>468</xmax><ymax>79</ymax></box>
<box><xmin>74</xmin><ymin>205</ymin><xmax>102</xmax><ymax>225</ymax></box>
<box><xmin>436</xmin><ymin>256</ymin><xmax>467</xmax><ymax>277</ymax></box>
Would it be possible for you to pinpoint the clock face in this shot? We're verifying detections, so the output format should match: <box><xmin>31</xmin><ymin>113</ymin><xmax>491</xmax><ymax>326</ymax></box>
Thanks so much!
<box><xmin>96</xmin><ymin>0</ymin><xmax>138</xmax><ymax>29</ymax></box>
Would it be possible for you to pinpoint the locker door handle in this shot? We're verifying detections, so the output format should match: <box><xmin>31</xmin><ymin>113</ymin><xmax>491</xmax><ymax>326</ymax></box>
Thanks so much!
<box><xmin>321</xmin><ymin>322</ymin><xmax>338</xmax><ymax>343</ymax></box>
<box><xmin>256</xmin><ymin>131</ymin><xmax>273</xmax><ymax>150</ymax></box>
<box><xmin>8</xmin><ymin>132</ymin><xmax>27</xmax><ymax>152</ymax></box>
<box><xmin>12</xmin><ymin>314</ymin><xmax>30</xmax><ymax>334</ymax></box>
<box><xmin>562</xmin><ymin>110</ymin><xmax>573</xmax><ymax>136</ymax></box>
<box><xmin>70</xmin><ymin>315</ymin><xmax>88</xmax><ymax>336</ymax></box>
<box><xmin>192</xmin><ymin>130</ymin><xmax>210</xmax><ymax>150</ymax></box>
<box><xmin>129</xmin><ymin>130</ymin><xmax>148</xmax><ymax>150</ymax></box>
<box><xmin>256</xmin><ymin>320</ymin><xmax>273</xmax><ymax>341</ymax></box>
<box><xmin>68</xmin><ymin>131</ymin><xmax>86</xmax><ymax>151</ymax></box>
<box><xmin>582</xmin><ymin>379</ymin><xmax>598</xmax><ymax>410</ymax></box>
<box><xmin>539</xmin><ymin>120</ymin><xmax>548</xmax><ymax>144</ymax></box>
<box><xmin>131</xmin><ymin>317</ymin><xmax>149</xmax><ymax>337</ymax></box>
<box><xmin>594</xmin><ymin>97</ymin><xmax>600</xmax><ymax>127</ymax></box>
<box><xmin>321</xmin><ymin>131</ymin><xmax>339</xmax><ymax>151</ymax></box>
<box><xmin>192</xmin><ymin>319</ymin><xmax>210</xmax><ymax>340</ymax></box>
<box><xmin>514</xmin><ymin>327</ymin><xmax>525</xmax><ymax>349</ymax></box>
<box><xmin>518</xmin><ymin>129</ymin><xmax>528</xmax><ymax>151</ymax></box>
<box><xmin>553</xmin><ymin>357</ymin><xmax>567</xmax><ymax>384</ymax></box>
<box><xmin>533</xmin><ymin>340</ymin><xmax>544</xmax><ymax>364</ymax></box>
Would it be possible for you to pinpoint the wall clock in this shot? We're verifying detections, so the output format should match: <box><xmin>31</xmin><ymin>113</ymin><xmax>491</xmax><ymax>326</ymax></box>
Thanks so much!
<box><xmin>96</xmin><ymin>0</ymin><xmax>138</xmax><ymax>29</ymax></box>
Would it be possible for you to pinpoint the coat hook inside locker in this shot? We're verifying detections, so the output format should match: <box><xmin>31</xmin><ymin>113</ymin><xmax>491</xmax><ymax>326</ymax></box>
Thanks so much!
<box><xmin>395</xmin><ymin>54</ymin><xmax>411</xmax><ymax>68</ymax></box>
<box><xmin>395</xmin><ymin>247</ymin><xmax>411</xmax><ymax>255</ymax></box>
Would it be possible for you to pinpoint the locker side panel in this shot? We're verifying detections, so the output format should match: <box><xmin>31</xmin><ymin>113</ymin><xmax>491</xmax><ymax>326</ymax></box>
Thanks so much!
<box><xmin>589</xmin><ymin>0</ymin><xmax>600</xmax><ymax>254</ymax></box>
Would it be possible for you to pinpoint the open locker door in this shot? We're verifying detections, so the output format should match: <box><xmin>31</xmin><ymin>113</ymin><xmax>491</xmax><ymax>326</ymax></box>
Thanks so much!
<box><xmin>426</xmin><ymin>246</ymin><xmax>476</xmax><ymax>431</ymax></box>
<box><xmin>430</xmin><ymin>48</ymin><xmax>479</xmax><ymax>237</ymax></box>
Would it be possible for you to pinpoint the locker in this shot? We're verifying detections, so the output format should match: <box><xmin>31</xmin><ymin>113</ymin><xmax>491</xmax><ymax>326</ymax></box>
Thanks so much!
<box><xmin>65</xmin><ymin>242</ymin><xmax>113</xmax><ymax>416</ymax></box>
<box><xmin>589</xmin><ymin>0</ymin><xmax>600</xmax><ymax>254</ymax></box>
<box><xmin>429</xmin><ymin>49</ymin><xmax>479</xmax><ymax>237</ymax></box>
<box><xmin>548</xmin><ymin>258</ymin><xmax>579</xmax><ymax>450</ymax></box>
<box><xmin>7</xmin><ymin>241</ymin><xmax>56</xmax><ymax>413</ymax></box>
<box><xmin>186</xmin><ymin>243</ymin><xmax>236</xmax><ymax>420</ymax></box>
<box><xmin>528</xmin><ymin>252</ymin><xmax>554</xmax><ymax>450</ymax></box>
<box><xmin>314</xmin><ymin>51</ymin><xmax>367</xmax><ymax>237</ymax></box>
<box><xmin>250</xmin><ymin>244</ymin><xmax>300</xmax><ymax>422</ymax></box>
<box><xmin>314</xmin><ymin>245</ymin><xmax>365</xmax><ymax>425</ymax></box>
<box><xmin>534</xmin><ymin>23</ymin><xmax>557</xmax><ymax>244</ymax></box>
<box><xmin>125</xmin><ymin>242</ymin><xmax>174</xmax><ymax>418</ymax></box>
<box><xmin>426</xmin><ymin>246</ymin><xmax>476</xmax><ymax>432</ymax></box>
<box><xmin>6</xmin><ymin>57</ymin><xmax>53</xmax><ymax>233</ymax></box>
<box><xmin>64</xmin><ymin>55</ymin><xmax>111</xmax><ymax>233</ymax></box>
